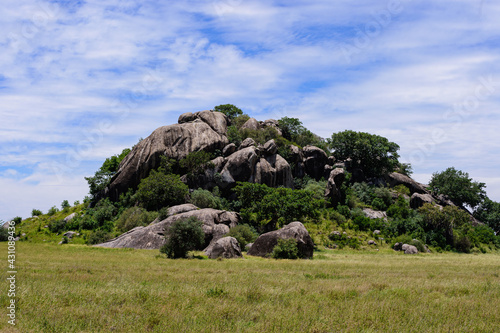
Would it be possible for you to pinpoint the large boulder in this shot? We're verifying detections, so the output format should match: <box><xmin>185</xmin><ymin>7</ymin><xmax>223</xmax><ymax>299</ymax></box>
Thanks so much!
<box><xmin>362</xmin><ymin>208</ymin><xmax>387</xmax><ymax>220</ymax></box>
<box><xmin>247</xmin><ymin>222</ymin><xmax>314</xmax><ymax>258</ymax></box>
<box><xmin>288</xmin><ymin>145</ymin><xmax>305</xmax><ymax>178</ymax></box>
<box><xmin>240</xmin><ymin>117</ymin><xmax>260</xmax><ymax>131</ymax></box>
<box><xmin>218</xmin><ymin>146</ymin><xmax>293</xmax><ymax>189</ymax></box>
<box><xmin>262</xmin><ymin>119</ymin><xmax>282</xmax><ymax>136</ymax></box>
<box><xmin>102</xmin><ymin>111</ymin><xmax>229</xmax><ymax>201</ymax></box>
<box><xmin>384</xmin><ymin>172</ymin><xmax>428</xmax><ymax>195</ymax></box>
<box><xmin>178</xmin><ymin>110</ymin><xmax>228</xmax><ymax>135</ymax></box>
<box><xmin>410</xmin><ymin>193</ymin><xmax>434</xmax><ymax>209</ymax></box>
<box><xmin>64</xmin><ymin>213</ymin><xmax>77</xmax><ymax>222</ymax></box>
<box><xmin>402</xmin><ymin>244</ymin><xmax>418</xmax><ymax>254</ymax></box>
<box><xmin>303</xmin><ymin>145</ymin><xmax>328</xmax><ymax>180</ymax></box>
<box><xmin>96</xmin><ymin>206</ymin><xmax>239</xmax><ymax>251</ymax></box>
<box><xmin>325</xmin><ymin>168</ymin><xmax>345</xmax><ymax>204</ymax></box>
<box><xmin>205</xmin><ymin>237</ymin><xmax>242</xmax><ymax>259</ymax></box>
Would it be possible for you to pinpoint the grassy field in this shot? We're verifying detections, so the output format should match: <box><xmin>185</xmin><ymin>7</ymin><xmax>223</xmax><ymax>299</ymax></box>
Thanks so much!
<box><xmin>1</xmin><ymin>243</ymin><xmax>499</xmax><ymax>333</ymax></box>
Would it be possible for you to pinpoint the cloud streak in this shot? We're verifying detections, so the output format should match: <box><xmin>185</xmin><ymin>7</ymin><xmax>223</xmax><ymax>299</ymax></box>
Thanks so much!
<box><xmin>1</xmin><ymin>0</ymin><xmax>499</xmax><ymax>220</ymax></box>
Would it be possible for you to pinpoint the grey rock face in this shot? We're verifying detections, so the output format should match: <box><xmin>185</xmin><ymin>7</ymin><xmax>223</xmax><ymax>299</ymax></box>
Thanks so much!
<box><xmin>402</xmin><ymin>244</ymin><xmax>418</xmax><ymax>254</ymax></box>
<box><xmin>240</xmin><ymin>117</ymin><xmax>260</xmax><ymax>131</ymax></box>
<box><xmin>303</xmin><ymin>145</ymin><xmax>328</xmax><ymax>180</ymax></box>
<box><xmin>410</xmin><ymin>193</ymin><xmax>434</xmax><ymax>209</ymax></box>
<box><xmin>325</xmin><ymin>168</ymin><xmax>345</xmax><ymax>204</ymax></box>
<box><xmin>384</xmin><ymin>172</ymin><xmax>428</xmax><ymax>195</ymax></box>
<box><xmin>205</xmin><ymin>237</ymin><xmax>242</xmax><ymax>259</ymax></box>
<box><xmin>103</xmin><ymin>111</ymin><xmax>229</xmax><ymax>201</ymax></box>
<box><xmin>96</xmin><ymin>206</ymin><xmax>239</xmax><ymax>251</ymax></box>
<box><xmin>247</xmin><ymin>222</ymin><xmax>314</xmax><ymax>258</ymax></box>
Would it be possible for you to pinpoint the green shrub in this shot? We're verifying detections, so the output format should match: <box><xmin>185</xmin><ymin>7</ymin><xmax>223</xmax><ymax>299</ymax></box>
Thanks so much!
<box><xmin>190</xmin><ymin>188</ymin><xmax>222</xmax><ymax>209</ymax></box>
<box><xmin>48</xmin><ymin>219</ymin><xmax>66</xmax><ymax>234</ymax></box>
<box><xmin>225</xmin><ymin>224</ymin><xmax>259</xmax><ymax>249</ymax></box>
<box><xmin>13</xmin><ymin>217</ymin><xmax>22</xmax><ymax>224</ymax></box>
<box><xmin>135</xmin><ymin>170</ymin><xmax>188</xmax><ymax>211</ymax></box>
<box><xmin>272</xmin><ymin>238</ymin><xmax>299</xmax><ymax>259</ymax></box>
<box><xmin>371</xmin><ymin>198</ymin><xmax>386</xmax><ymax>211</ymax></box>
<box><xmin>116</xmin><ymin>207</ymin><xmax>158</xmax><ymax>233</ymax></box>
<box><xmin>86</xmin><ymin>230</ymin><xmax>111</xmax><ymax>245</ymax></box>
<box><xmin>409</xmin><ymin>239</ymin><xmax>426</xmax><ymax>253</ymax></box>
<box><xmin>32</xmin><ymin>209</ymin><xmax>42</xmax><ymax>217</ymax></box>
<box><xmin>394</xmin><ymin>184</ymin><xmax>410</xmax><ymax>196</ymax></box>
<box><xmin>61</xmin><ymin>200</ymin><xmax>70</xmax><ymax>210</ymax></box>
<box><xmin>160</xmin><ymin>217</ymin><xmax>205</xmax><ymax>259</ymax></box>
<box><xmin>47</xmin><ymin>206</ymin><xmax>59</xmax><ymax>216</ymax></box>
<box><xmin>0</xmin><ymin>228</ymin><xmax>9</xmax><ymax>241</ymax></box>
<box><xmin>304</xmin><ymin>179</ymin><xmax>328</xmax><ymax>201</ymax></box>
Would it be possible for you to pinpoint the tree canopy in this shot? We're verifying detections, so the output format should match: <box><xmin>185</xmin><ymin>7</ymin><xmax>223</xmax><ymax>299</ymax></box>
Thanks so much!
<box><xmin>328</xmin><ymin>130</ymin><xmax>400</xmax><ymax>177</ymax></box>
<box><xmin>429</xmin><ymin>167</ymin><xmax>486</xmax><ymax>209</ymax></box>
<box><xmin>473</xmin><ymin>197</ymin><xmax>500</xmax><ymax>234</ymax></box>
<box><xmin>85</xmin><ymin>148</ymin><xmax>131</xmax><ymax>198</ymax></box>
<box><xmin>214</xmin><ymin>104</ymin><xmax>243</xmax><ymax>120</ymax></box>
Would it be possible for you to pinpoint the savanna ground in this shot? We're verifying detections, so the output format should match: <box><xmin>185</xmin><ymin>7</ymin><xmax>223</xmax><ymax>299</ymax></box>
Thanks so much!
<box><xmin>1</xmin><ymin>243</ymin><xmax>499</xmax><ymax>332</ymax></box>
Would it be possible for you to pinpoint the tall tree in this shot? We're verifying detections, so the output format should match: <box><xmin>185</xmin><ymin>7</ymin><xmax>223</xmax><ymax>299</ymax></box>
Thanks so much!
<box><xmin>328</xmin><ymin>130</ymin><xmax>400</xmax><ymax>177</ymax></box>
<box><xmin>429</xmin><ymin>167</ymin><xmax>486</xmax><ymax>210</ymax></box>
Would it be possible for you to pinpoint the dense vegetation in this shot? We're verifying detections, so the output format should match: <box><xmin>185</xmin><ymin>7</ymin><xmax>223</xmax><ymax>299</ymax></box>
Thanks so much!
<box><xmin>6</xmin><ymin>105</ymin><xmax>499</xmax><ymax>256</ymax></box>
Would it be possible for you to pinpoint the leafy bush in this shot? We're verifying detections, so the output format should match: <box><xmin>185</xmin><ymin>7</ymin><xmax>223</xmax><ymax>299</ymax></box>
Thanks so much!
<box><xmin>31</xmin><ymin>209</ymin><xmax>42</xmax><ymax>217</ymax></box>
<box><xmin>179</xmin><ymin>151</ymin><xmax>214</xmax><ymax>177</ymax></box>
<box><xmin>48</xmin><ymin>219</ymin><xmax>67</xmax><ymax>234</ymax></box>
<box><xmin>225</xmin><ymin>224</ymin><xmax>259</xmax><ymax>249</ymax></box>
<box><xmin>394</xmin><ymin>184</ymin><xmax>410</xmax><ymax>196</ymax></box>
<box><xmin>328</xmin><ymin>232</ymin><xmax>360</xmax><ymax>249</ymax></box>
<box><xmin>303</xmin><ymin>179</ymin><xmax>328</xmax><ymax>201</ymax></box>
<box><xmin>0</xmin><ymin>228</ymin><xmax>9</xmax><ymax>241</ymax></box>
<box><xmin>86</xmin><ymin>230</ymin><xmax>111</xmax><ymax>245</ymax></box>
<box><xmin>115</xmin><ymin>207</ymin><xmax>158</xmax><ymax>233</ymax></box>
<box><xmin>409</xmin><ymin>239</ymin><xmax>426</xmax><ymax>253</ymax></box>
<box><xmin>190</xmin><ymin>188</ymin><xmax>222</xmax><ymax>209</ymax></box>
<box><xmin>47</xmin><ymin>206</ymin><xmax>59</xmax><ymax>216</ymax></box>
<box><xmin>13</xmin><ymin>217</ymin><xmax>22</xmax><ymax>224</ymax></box>
<box><xmin>160</xmin><ymin>217</ymin><xmax>205</xmax><ymax>259</ymax></box>
<box><xmin>134</xmin><ymin>170</ymin><xmax>188</xmax><ymax>211</ymax></box>
<box><xmin>387</xmin><ymin>196</ymin><xmax>411</xmax><ymax>219</ymax></box>
<box><xmin>234</xmin><ymin>183</ymin><xmax>323</xmax><ymax>232</ymax></box>
<box><xmin>85</xmin><ymin>148</ymin><xmax>131</xmax><ymax>199</ymax></box>
<box><xmin>61</xmin><ymin>200</ymin><xmax>70</xmax><ymax>210</ymax></box>
<box><xmin>473</xmin><ymin>197</ymin><xmax>500</xmax><ymax>234</ymax></box>
<box><xmin>272</xmin><ymin>238</ymin><xmax>299</xmax><ymax>259</ymax></box>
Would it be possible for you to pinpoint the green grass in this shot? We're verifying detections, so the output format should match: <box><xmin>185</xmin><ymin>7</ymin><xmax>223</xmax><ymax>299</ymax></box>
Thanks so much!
<box><xmin>1</xmin><ymin>243</ymin><xmax>499</xmax><ymax>332</ymax></box>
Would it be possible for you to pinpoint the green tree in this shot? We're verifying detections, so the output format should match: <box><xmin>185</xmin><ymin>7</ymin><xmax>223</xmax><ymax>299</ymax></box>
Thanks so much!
<box><xmin>61</xmin><ymin>200</ymin><xmax>70</xmax><ymax>210</ymax></box>
<box><xmin>31</xmin><ymin>209</ymin><xmax>42</xmax><ymax>217</ymax></box>
<box><xmin>190</xmin><ymin>188</ymin><xmax>222</xmax><ymax>209</ymax></box>
<box><xmin>214</xmin><ymin>104</ymin><xmax>243</xmax><ymax>120</ymax></box>
<box><xmin>278</xmin><ymin>117</ymin><xmax>305</xmax><ymax>142</ymax></box>
<box><xmin>473</xmin><ymin>197</ymin><xmax>500</xmax><ymax>234</ymax></box>
<box><xmin>328</xmin><ymin>130</ymin><xmax>400</xmax><ymax>177</ymax></box>
<box><xmin>85</xmin><ymin>148</ymin><xmax>131</xmax><ymax>198</ymax></box>
<box><xmin>134</xmin><ymin>170</ymin><xmax>188</xmax><ymax>211</ymax></box>
<box><xmin>429</xmin><ymin>167</ymin><xmax>486</xmax><ymax>209</ymax></box>
<box><xmin>160</xmin><ymin>217</ymin><xmax>205</xmax><ymax>258</ymax></box>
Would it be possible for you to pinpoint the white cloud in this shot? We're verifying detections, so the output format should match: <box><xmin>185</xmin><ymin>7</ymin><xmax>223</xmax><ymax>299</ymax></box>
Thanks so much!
<box><xmin>1</xmin><ymin>0</ymin><xmax>500</xmax><ymax>221</ymax></box>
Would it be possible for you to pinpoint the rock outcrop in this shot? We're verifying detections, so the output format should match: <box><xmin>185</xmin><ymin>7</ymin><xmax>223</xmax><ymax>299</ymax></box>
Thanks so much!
<box><xmin>205</xmin><ymin>237</ymin><xmax>242</xmax><ymax>259</ymax></box>
<box><xmin>247</xmin><ymin>222</ymin><xmax>314</xmax><ymax>258</ymax></box>
<box><xmin>325</xmin><ymin>168</ymin><xmax>345</xmax><ymax>204</ymax></box>
<box><xmin>96</xmin><ymin>205</ymin><xmax>239</xmax><ymax>251</ymax></box>
<box><xmin>384</xmin><ymin>172</ymin><xmax>428</xmax><ymax>195</ymax></box>
<box><xmin>362</xmin><ymin>208</ymin><xmax>388</xmax><ymax>220</ymax></box>
<box><xmin>410</xmin><ymin>193</ymin><xmax>434</xmax><ymax>209</ymax></box>
<box><xmin>303</xmin><ymin>145</ymin><xmax>328</xmax><ymax>180</ymax></box>
<box><xmin>103</xmin><ymin>110</ymin><xmax>229</xmax><ymax>201</ymax></box>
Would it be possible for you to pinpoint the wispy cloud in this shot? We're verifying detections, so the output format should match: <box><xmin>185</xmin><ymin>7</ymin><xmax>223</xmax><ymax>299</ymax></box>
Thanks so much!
<box><xmin>1</xmin><ymin>0</ymin><xmax>499</xmax><ymax>220</ymax></box>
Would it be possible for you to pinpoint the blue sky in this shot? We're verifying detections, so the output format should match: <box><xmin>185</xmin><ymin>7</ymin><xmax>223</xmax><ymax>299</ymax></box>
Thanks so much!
<box><xmin>1</xmin><ymin>0</ymin><xmax>500</xmax><ymax>221</ymax></box>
